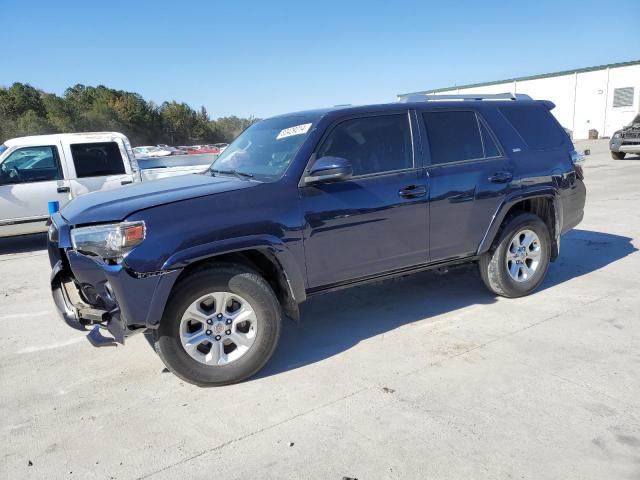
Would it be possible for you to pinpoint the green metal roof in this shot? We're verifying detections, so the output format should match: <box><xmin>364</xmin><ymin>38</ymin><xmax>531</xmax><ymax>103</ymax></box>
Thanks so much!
<box><xmin>398</xmin><ymin>59</ymin><xmax>640</xmax><ymax>97</ymax></box>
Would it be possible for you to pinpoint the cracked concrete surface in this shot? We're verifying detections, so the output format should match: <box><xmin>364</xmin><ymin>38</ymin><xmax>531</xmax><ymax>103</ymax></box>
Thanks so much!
<box><xmin>1</xmin><ymin>140</ymin><xmax>639</xmax><ymax>479</ymax></box>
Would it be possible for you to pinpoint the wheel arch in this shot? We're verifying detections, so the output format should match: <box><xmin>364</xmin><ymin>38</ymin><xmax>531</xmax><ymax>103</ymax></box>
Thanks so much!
<box><xmin>477</xmin><ymin>189</ymin><xmax>561</xmax><ymax>261</ymax></box>
<box><xmin>162</xmin><ymin>235</ymin><xmax>306</xmax><ymax>321</ymax></box>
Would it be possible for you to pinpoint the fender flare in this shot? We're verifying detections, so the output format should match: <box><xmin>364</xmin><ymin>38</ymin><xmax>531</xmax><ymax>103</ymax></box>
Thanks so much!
<box><xmin>476</xmin><ymin>187</ymin><xmax>562</xmax><ymax>257</ymax></box>
<box><xmin>161</xmin><ymin>234</ymin><xmax>307</xmax><ymax>303</ymax></box>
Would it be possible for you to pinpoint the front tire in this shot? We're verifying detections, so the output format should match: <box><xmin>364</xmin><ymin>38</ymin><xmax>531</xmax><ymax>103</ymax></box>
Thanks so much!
<box><xmin>479</xmin><ymin>213</ymin><xmax>551</xmax><ymax>298</ymax></box>
<box><xmin>611</xmin><ymin>151</ymin><xmax>626</xmax><ymax>160</ymax></box>
<box><xmin>153</xmin><ymin>264</ymin><xmax>282</xmax><ymax>386</ymax></box>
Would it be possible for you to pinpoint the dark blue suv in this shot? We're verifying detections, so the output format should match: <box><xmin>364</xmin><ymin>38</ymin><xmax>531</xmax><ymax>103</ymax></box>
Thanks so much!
<box><xmin>47</xmin><ymin>94</ymin><xmax>586</xmax><ymax>385</ymax></box>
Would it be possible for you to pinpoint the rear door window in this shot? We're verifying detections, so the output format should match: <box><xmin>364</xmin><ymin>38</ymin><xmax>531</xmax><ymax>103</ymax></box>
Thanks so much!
<box><xmin>479</xmin><ymin>120</ymin><xmax>501</xmax><ymax>158</ymax></box>
<box><xmin>499</xmin><ymin>104</ymin><xmax>566</xmax><ymax>149</ymax></box>
<box><xmin>422</xmin><ymin>111</ymin><xmax>484</xmax><ymax>164</ymax></box>
<box><xmin>70</xmin><ymin>142</ymin><xmax>126</xmax><ymax>178</ymax></box>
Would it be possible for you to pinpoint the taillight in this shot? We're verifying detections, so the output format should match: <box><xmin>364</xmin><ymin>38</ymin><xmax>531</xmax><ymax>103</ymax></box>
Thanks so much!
<box><xmin>570</xmin><ymin>150</ymin><xmax>585</xmax><ymax>180</ymax></box>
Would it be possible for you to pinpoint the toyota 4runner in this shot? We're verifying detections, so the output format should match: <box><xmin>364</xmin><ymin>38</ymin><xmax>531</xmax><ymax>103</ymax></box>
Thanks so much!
<box><xmin>48</xmin><ymin>93</ymin><xmax>586</xmax><ymax>386</ymax></box>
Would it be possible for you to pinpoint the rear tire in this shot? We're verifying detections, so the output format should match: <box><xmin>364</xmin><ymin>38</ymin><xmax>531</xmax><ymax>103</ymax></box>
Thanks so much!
<box><xmin>153</xmin><ymin>264</ymin><xmax>282</xmax><ymax>386</ymax></box>
<box><xmin>611</xmin><ymin>151</ymin><xmax>626</xmax><ymax>160</ymax></box>
<box><xmin>479</xmin><ymin>213</ymin><xmax>551</xmax><ymax>298</ymax></box>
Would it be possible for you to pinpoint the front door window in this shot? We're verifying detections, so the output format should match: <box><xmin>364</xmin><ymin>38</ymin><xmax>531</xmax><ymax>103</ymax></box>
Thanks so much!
<box><xmin>0</xmin><ymin>146</ymin><xmax>62</xmax><ymax>185</ymax></box>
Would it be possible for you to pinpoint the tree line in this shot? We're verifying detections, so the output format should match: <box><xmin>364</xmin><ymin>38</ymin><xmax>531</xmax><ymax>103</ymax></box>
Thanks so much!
<box><xmin>0</xmin><ymin>83</ymin><xmax>259</xmax><ymax>146</ymax></box>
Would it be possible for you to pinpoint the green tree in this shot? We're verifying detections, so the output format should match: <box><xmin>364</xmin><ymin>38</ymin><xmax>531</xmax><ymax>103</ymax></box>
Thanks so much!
<box><xmin>0</xmin><ymin>82</ymin><xmax>257</xmax><ymax>145</ymax></box>
<box><xmin>15</xmin><ymin>110</ymin><xmax>54</xmax><ymax>136</ymax></box>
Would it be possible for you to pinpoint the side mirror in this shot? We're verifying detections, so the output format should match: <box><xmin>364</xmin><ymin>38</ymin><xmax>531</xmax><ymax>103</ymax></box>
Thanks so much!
<box><xmin>304</xmin><ymin>156</ymin><xmax>352</xmax><ymax>185</ymax></box>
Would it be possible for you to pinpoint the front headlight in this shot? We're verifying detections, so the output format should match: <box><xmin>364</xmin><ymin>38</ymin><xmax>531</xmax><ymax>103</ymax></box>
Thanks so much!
<box><xmin>613</xmin><ymin>131</ymin><xmax>621</xmax><ymax>139</ymax></box>
<box><xmin>71</xmin><ymin>221</ymin><xmax>145</xmax><ymax>261</ymax></box>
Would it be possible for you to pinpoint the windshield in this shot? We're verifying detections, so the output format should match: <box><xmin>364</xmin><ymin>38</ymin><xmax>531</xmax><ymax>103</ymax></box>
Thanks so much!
<box><xmin>210</xmin><ymin>114</ymin><xmax>320</xmax><ymax>182</ymax></box>
<box><xmin>0</xmin><ymin>144</ymin><xmax>7</xmax><ymax>156</ymax></box>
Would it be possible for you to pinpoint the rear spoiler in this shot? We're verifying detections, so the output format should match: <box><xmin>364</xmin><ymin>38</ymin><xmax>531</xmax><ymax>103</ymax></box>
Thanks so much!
<box><xmin>539</xmin><ymin>100</ymin><xmax>556</xmax><ymax>110</ymax></box>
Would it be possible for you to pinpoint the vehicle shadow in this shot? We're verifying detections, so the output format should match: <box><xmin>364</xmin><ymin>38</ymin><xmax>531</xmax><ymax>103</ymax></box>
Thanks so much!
<box><xmin>256</xmin><ymin>229</ymin><xmax>636</xmax><ymax>380</ymax></box>
<box><xmin>0</xmin><ymin>233</ymin><xmax>47</xmax><ymax>255</ymax></box>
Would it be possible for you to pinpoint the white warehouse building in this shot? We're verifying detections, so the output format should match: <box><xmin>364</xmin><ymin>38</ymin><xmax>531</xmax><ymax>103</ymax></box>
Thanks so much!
<box><xmin>399</xmin><ymin>60</ymin><xmax>640</xmax><ymax>140</ymax></box>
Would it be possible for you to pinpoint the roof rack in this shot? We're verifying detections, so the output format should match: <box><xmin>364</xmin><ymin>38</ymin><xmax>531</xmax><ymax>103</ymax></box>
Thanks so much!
<box><xmin>397</xmin><ymin>92</ymin><xmax>532</xmax><ymax>103</ymax></box>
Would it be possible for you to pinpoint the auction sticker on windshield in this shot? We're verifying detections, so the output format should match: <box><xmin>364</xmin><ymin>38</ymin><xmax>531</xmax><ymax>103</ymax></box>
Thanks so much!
<box><xmin>276</xmin><ymin>123</ymin><xmax>312</xmax><ymax>140</ymax></box>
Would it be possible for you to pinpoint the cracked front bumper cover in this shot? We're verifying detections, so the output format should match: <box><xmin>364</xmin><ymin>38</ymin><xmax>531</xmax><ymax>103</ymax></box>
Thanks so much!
<box><xmin>50</xmin><ymin>260</ymin><xmax>126</xmax><ymax>344</ymax></box>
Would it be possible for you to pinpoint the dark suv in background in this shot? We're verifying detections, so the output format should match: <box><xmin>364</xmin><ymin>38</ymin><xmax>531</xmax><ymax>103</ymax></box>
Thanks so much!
<box><xmin>610</xmin><ymin>113</ymin><xmax>640</xmax><ymax>159</ymax></box>
<box><xmin>48</xmin><ymin>93</ymin><xmax>586</xmax><ymax>386</ymax></box>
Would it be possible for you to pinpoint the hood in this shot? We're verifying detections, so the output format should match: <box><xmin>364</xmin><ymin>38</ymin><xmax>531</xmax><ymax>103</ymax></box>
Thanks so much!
<box><xmin>62</xmin><ymin>173</ymin><xmax>258</xmax><ymax>225</ymax></box>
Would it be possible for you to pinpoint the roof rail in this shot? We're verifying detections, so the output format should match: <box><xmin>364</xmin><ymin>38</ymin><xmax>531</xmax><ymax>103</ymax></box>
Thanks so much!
<box><xmin>397</xmin><ymin>92</ymin><xmax>532</xmax><ymax>103</ymax></box>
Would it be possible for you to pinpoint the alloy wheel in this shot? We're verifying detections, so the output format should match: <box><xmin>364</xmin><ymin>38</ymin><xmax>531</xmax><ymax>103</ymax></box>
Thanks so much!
<box><xmin>505</xmin><ymin>229</ymin><xmax>542</xmax><ymax>282</ymax></box>
<box><xmin>179</xmin><ymin>292</ymin><xmax>257</xmax><ymax>365</ymax></box>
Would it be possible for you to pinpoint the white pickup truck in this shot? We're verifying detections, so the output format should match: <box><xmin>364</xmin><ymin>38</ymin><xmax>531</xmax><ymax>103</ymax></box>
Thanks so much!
<box><xmin>0</xmin><ymin>132</ymin><xmax>209</xmax><ymax>237</ymax></box>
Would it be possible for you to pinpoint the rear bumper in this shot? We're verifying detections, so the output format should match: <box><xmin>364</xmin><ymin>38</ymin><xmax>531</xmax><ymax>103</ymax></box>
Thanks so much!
<box><xmin>560</xmin><ymin>178</ymin><xmax>586</xmax><ymax>235</ymax></box>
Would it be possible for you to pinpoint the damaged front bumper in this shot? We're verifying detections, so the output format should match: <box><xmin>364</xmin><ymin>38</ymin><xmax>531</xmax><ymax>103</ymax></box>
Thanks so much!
<box><xmin>48</xmin><ymin>213</ymin><xmax>181</xmax><ymax>346</ymax></box>
<box><xmin>610</xmin><ymin>135</ymin><xmax>640</xmax><ymax>154</ymax></box>
<box><xmin>50</xmin><ymin>261</ymin><xmax>122</xmax><ymax>346</ymax></box>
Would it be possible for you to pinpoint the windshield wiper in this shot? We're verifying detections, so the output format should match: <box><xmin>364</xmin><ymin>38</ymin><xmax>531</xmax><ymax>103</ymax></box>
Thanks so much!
<box><xmin>210</xmin><ymin>169</ymin><xmax>254</xmax><ymax>180</ymax></box>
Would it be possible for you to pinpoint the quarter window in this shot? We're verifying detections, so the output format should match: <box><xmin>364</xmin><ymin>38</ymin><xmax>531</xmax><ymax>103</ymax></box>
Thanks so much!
<box><xmin>499</xmin><ymin>104</ymin><xmax>565</xmax><ymax>150</ymax></box>
<box><xmin>422</xmin><ymin>111</ymin><xmax>484</xmax><ymax>164</ymax></box>
<box><xmin>70</xmin><ymin>142</ymin><xmax>126</xmax><ymax>178</ymax></box>
<box><xmin>317</xmin><ymin>114</ymin><xmax>413</xmax><ymax>177</ymax></box>
<box><xmin>0</xmin><ymin>145</ymin><xmax>62</xmax><ymax>185</ymax></box>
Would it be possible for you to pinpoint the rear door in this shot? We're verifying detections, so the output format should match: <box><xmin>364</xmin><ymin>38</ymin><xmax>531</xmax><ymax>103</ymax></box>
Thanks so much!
<box><xmin>63</xmin><ymin>138</ymin><xmax>135</xmax><ymax>197</ymax></box>
<box><xmin>300</xmin><ymin>111</ymin><xmax>429</xmax><ymax>289</ymax></box>
<box><xmin>420</xmin><ymin>108</ymin><xmax>517</xmax><ymax>262</ymax></box>
<box><xmin>0</xmin><ymin>143</ymin><xmax>71</xmax><ymax>236</ymax></box>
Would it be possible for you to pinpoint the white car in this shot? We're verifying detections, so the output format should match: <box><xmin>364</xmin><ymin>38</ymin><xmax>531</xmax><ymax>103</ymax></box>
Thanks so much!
<box><xmin>133</xmin><ymin>146</ymin><xmax>172</xmax><ymax>158</ymax></box>
<box><xmin>0</xmin><ymin>132</ymin><xmax>210</xmax><ymax>237</ymax></box>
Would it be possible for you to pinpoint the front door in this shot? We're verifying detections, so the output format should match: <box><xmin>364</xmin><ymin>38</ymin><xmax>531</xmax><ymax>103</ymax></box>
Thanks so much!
<box><xmin>300</xmin><ymin>112</ymin><xmax>429</xmax><ymax>289</ymax></box>
<box><xmin>419</xmin><ymin>109</ymin><xmax>517</xmax><ymax>261</ymax></box>
<box><xmin>0</xmin><ymin>144</ymin><xmax>70</xmax><ymax>236</ymax></box>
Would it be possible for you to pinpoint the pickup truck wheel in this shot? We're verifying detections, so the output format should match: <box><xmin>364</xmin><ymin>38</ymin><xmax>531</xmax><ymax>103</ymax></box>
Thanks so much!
<box><xmin>153</xmin><ymin>265</ymin><xmax>282</xmax><ymax>386</ymax></box>
<box><xmin>478</xmin><ymin>213</ymin><xmax>551</xmax><ymax>298</ymax></box>
<box><xmin>611</xmin><ymin>151</ymin><xmax>626</xmax><ymax>160</ymax></box>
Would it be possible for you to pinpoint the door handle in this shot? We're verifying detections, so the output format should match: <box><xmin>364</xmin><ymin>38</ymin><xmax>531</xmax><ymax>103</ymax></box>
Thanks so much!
<box><xmin>488</xmin><ymin>172</ymin><xmax>513</xmax><ymax>183</ymax></box>
<box><xmin>57</xmin><ymin>186</ymin><xmax>70</xmax><ymax>193</ymax></box>
<box><xmin>121</xmin><ymin>180</ymin><xmax>133</xmax><ymax>185</ymax></box>
<box><xmin>398</xmin><ymin>184</ymin><xmax>427</xmax><ymax>198</ymax></box>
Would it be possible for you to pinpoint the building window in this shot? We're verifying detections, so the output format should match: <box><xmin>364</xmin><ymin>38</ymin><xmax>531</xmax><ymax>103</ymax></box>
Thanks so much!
<box><xmin>613</xmin><ymin>87</ymin><xmax>634</xmax><ymax>108</ymax></box>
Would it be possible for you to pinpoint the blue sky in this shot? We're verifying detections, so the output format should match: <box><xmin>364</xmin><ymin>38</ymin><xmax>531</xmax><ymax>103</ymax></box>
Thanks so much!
<box><xmin>1</xmin><ymin>0</ymin><xmax>638</xmax><ymax>119</ymax></box>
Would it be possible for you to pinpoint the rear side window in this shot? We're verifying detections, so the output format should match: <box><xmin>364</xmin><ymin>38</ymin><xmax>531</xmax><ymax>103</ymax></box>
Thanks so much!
<box><xmin>500</xmin><ymin>105</ymin><xmax>565</xmax><ymax>150</ymax></box>
<box><xmin>70</xmin><ymin>142</ymin><xmax>126</xmax><ymax>178</ymax></box>
<box><xmin>423</xmin><ymin>111</ymin><xmax>486</xmax><ymax>164</ymax></box>
<box><xmin>317</xmin><ymin>114</ymin><xmax>413</xmax><ymax>176</ymax></box>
